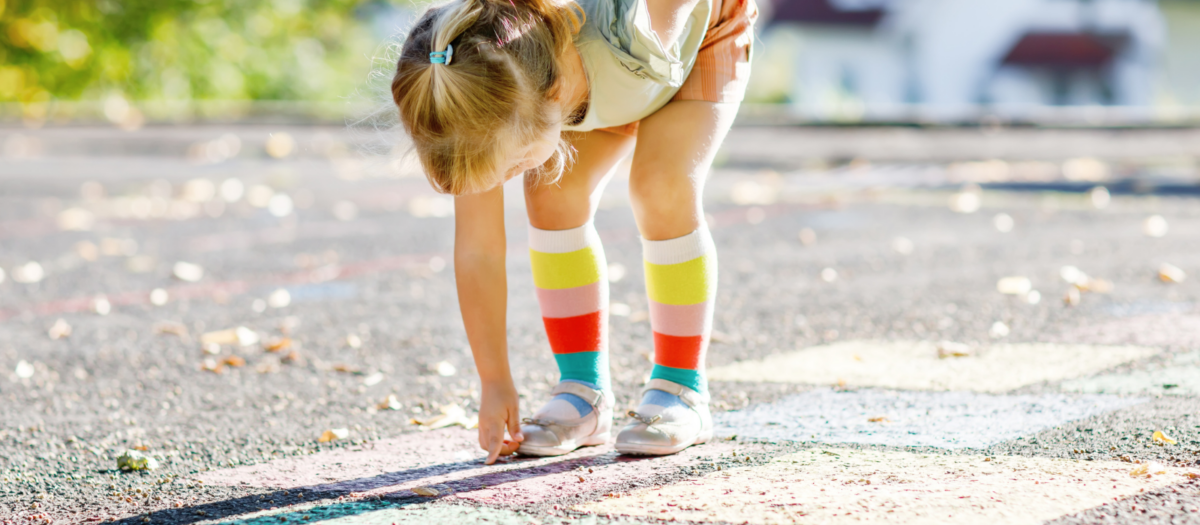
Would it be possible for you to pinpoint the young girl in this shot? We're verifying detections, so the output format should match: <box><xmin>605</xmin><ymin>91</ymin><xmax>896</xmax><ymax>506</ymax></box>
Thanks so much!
<box><xmin>392</xmin><ymin>0</ymin><xmax>756</xmax><ymax>464</ymax></box>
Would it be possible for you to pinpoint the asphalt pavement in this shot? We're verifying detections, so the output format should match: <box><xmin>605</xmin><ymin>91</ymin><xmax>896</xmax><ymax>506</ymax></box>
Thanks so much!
<box><xmin>1</xmin><ymin>124</ymin><xmax>1198</xmax><ymax>524</ymax></box>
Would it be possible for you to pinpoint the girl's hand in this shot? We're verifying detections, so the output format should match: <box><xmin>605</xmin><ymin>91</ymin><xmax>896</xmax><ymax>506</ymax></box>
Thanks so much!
<box><xmin>479</xmin><ymin>379</ymin><xmax>524</xmax><ymax>464</ymax></box>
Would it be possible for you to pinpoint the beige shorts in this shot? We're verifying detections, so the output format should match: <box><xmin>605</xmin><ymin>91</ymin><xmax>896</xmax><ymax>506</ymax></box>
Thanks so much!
<box><xmin>596</xmin><ymin>0</ymin><xmax>759</xmax><ymax>137</ymax></box>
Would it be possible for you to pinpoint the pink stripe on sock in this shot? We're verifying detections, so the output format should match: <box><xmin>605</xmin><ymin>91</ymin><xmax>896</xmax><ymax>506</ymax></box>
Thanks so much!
<box><xmin>536</xmin><ymin>281</ymin><xmax>606</xmax><ymax>319</ymax></box>
<box><xmin>649</xmin><ymin>300</ymin><xmax>712</xmax><ymax>337</ymax></box>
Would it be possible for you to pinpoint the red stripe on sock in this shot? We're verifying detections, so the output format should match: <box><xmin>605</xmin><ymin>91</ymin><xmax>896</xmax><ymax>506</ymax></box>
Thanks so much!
<box><xmin>543</xmin><ymin>311</ymin><xmax>605</xmax><ymax>354</ymax></box>
<box><xmin>653</xmin><ymin>332</ymin><xmax>706</xmax><ymax>369</ymax></box>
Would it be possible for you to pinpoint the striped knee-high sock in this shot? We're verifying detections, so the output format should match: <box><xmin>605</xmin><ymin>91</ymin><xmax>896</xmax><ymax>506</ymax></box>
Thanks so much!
<box><xmin>642</xmin><ymin>227</ymin><xmax>717</xmax><ymax>400</ymax></box>
<box><xmin>529</xmin><ymin>222</ymin><xmax>611</xmax><ymax>417</ymax></box>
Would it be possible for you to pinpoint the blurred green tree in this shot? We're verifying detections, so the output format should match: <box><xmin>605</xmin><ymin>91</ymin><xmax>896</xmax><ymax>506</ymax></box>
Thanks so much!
<box><xmin>0</xmin><ymin>0</ymin><xmax>392</xmax><ymax>111</ymax></box>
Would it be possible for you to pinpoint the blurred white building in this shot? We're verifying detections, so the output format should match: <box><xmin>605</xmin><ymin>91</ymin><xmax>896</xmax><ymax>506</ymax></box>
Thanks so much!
<box><xmin>749</xmin><ymin>0</ymin><xmax>1191</xmax><ymax>122</ymax></box>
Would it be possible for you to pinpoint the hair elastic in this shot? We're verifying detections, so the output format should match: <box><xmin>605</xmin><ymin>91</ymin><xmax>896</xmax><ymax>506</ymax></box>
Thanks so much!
<box><xmin>429</xmin><ymin>44</ymin><xmax>454</xmax><ymax>65</ymax></box>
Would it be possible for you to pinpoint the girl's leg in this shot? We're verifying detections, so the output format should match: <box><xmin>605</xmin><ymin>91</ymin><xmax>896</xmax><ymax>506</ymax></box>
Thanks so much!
<box><xmin>520</xmin><ymin>130</ymin><xmax>635</xmax><ymax>455</ymax></box>
<box><xmin>620</xmin><ymin>100</ymin><xmax>739</xmax><ymax>455</ymax></box>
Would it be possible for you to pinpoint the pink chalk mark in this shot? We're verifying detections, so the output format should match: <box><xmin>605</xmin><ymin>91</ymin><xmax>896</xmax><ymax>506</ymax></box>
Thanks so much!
<box><xmin>648</xmin><ymin>300</ymin><xmax>713</xmax><ymax>337</ymax></box>
<box><xmin>194</xmin><ymin>428</ymin><xmax>741</xmax><ymax>506</ymax></box>
<box><xmin>536</xmin><ymin>282</ymin><xmax>607</xmax><ymax>319</ymax></box>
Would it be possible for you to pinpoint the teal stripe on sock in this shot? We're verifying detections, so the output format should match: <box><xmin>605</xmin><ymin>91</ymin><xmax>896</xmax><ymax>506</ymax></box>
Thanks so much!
<box><xmin>553</xmin><ymin>351</ymin><xmax>611</xmax><ymax>391</ymax></box>
<box><xmin>650</xmin><ymin>364</ymin><xmax>706</xmax><ymax>394</ymax></box>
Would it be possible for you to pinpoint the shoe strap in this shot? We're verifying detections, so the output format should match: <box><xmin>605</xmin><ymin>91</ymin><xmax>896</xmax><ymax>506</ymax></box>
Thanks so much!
<box><xmin>641</xmin><ymin>378</ymin><xmax>708</xmax><ymax>409</ymax></box>
<box><xmin>551</xmin><ymin>382</ymin><xmax>611</xmax><ymax>411</ymax></box>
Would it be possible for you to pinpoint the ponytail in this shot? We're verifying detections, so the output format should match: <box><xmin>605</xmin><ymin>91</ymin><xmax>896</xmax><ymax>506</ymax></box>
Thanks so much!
<box><xmin>392</xmin><ymin>0</ymin><xmax>584</xmax><ymax>194</ymax></box>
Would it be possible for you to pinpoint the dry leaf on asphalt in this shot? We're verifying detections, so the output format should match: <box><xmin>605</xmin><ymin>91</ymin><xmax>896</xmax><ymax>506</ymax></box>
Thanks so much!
<box><xmin>153</xmin><ymin>321</ymin><xmax>189</xmax><ymax>339</ymax></box>
<box><xmin>1130</xmin><ymin>462</ymin><xmax>1167</xmax><ymax>478</ymax></box>
<box><xmin>996</xmin><ymin>276</ymin><xmax>1031</xmax><ymax>295</ymax></box>
<box><xmin>332</xmin><ymin>363</ymin><xmax>362</xmax><ymax>374</ymax></box>
<box><xmin>1152</xmin><ymin>430</ymin><xmax>1177</xmax><ymax>445</ymax></box>
<box><xmin>318</xmin><ymin>428</ymin><xmax>349</xmax><ymax>443</ymax></box>
<box><xmin>263</xmin><ymin>337</ymin><xmax>292</xmax><ymax>352</ymax></box>
<box><xmin>362</xmin><ymin>372</ymin><xmax>384</xmax><ymax>386</ymax></box>
<box><xmin>48</xmin><ymin>319</ymin><xmax>71</xmax><ymax>340</ymax></box>
<box><xmin>867</xmin><ymin>416</ymin><xmax>891</xmax><ymax>423</ymax></box>
<box><xmin>1159</xmin><ymin>263</ymin><xmax>1187</xmax><ymax>283</ymax></box>
<box><xmin>377</xmin><ymin>395</ymin><xmax>403</xmax><ymax>411</ymax></box>
<box><xmin>117</xmin><ymin>450</ymin><xmax>159</xmax><ymax>471</ymax></box>
<box><xmin>221</xmin><ymin>356</ymin><xmax>246</xmax><ymax>368</ymax></box>
<box><xmin>201</xmin><ymin>358</ymin><xmax>223</xmax><ymax>374</ymax></box>
<box><xmin>936</xmin><ymin>342</ymin><xmax>972</xmax><ymax>359</ymax></box>
<box><xmin>200</xmin><ymin>327</ymin><xmax>259</xmax><ymax>347</ymax></box>
<box><xmin>1063</xmin><ymin>287</ymin><xmax>1081</xmax><ymax>306</ymax></box>
<box><xmin>172</xmin><ymin>261</ymin><xmax>204</xmax><ymax>282</ymax></box>
<box><xmin>410</xmin><ymin>404</ymin><xmax>478</xmax><ymax>430</ymax></box>
<box><xmin>412</xmin><ymin>487</ymin><xmax>439</xmax><ymax>497</ymax></box>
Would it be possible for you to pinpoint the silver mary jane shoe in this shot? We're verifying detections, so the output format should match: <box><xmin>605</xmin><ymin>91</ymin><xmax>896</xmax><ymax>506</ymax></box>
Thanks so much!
<box><xmin>517</xmin><ymin>382</ymin><xmax>614</xmax><ymax>457</ymax></box>
<box><xmin>615</xmin><ymin>378</ymin><xmax>713</xmax><ymax>456</ymax></box>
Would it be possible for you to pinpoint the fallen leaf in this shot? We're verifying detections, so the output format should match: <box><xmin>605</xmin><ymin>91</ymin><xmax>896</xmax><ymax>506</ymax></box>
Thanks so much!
<box><xmin>263</xmin><ymin>337</ymin><xmax>292</xmax><ymax>352</ymax></box>
<box><xmin>362</xmin><ymin>372</ymin><xmax>384</xmax><ymax>386</ymax></box>
<box><xmin>1152</xmin><ymin>430</ymin><xmax>1177</xmax><ymax>445</ymax></box>
<box><xmin>318</xmin><ymin>428</ymin><xmax>349</xmax><ymax>443</ymax></box>
<box><xmin>117</xmin><ymin>450</ymin><xmax>159</xmax><ymax>471</ymax></box>
<box><xmin>1130</xmin><ymin>462</ymin><xmax>1168</xmax><ymax>477</ymax></box>
<box><xmin>1085</xmin><ymin>278</ymin><xmax>1114</xmax><ymax>294</ymax></box>
<box><xmin>235</xmin><ymin>327</ymin><xmax>259</xmax><ymax>347</ymax></box>
<box><xmin>1063</xmin><ymin>288</ymin><xmax>1081</xmax><ymax>307</ymax></box>
<box><xmin>411</xmin><ymin>487</ymin><xmax>439</xmax><ymax>497</ymax></box>
<box><xmin>936</xmin><ymin>342</ymin><xmax>972</xmax><ymax>359</ymax></box>
<box><xmin>200</xmin><ymin>329</ymin><xmax>238</xmax><ymax>345</ymax></box>
<box><xmin>221</xmin><ymin>356</ymin><xmax>246</xmax><ymax>368</ymax></box>
<box><xmin>996</xmin><ymin>276</ymin><xmax>1032</xmax><ymax>295</ymax></box>
<box><xmin>200</xmin><ymin>327</ymin><xmax>258</xmax><ymax>347</ymax></box>
<box><xmin>377</xmin><ymin>395</ymin><xmax>402</xmax><ymax>411</ymax></box>
<box><xmin>332</xmin><ymin>363</ymin><xmax>362</xmax><ymax>374</ymax></box>
<box><xmin>1159</xmin><ymin>263</ymin><xmax>1187</xmax><ymax>283</ymax></box>
<box><xmin>153</xmin><ymin>321</ymin><xmax>189</xmax><ymax>339</ymax></box>
<box><xmin>1187</xmin><ymin>472</ymin><xmax>1199</xmax><ymax>480</ymax></box>
<box><xmin>1060</xmin><ymin>266</ymin><xmax>1088</xmax><ymax>286</ymax></box>
<box><xmin>172</xmin><ymin>261</ymin><xmax>204</xmax><ymax>282</ymax></box>
<box><xmin>410</xmin><ymin>404</ymin><xmax>477</xmax><ymax>430</ymax></box>
<box><xmin>867</xmin><ymin>416</ymin><xmax>890</xmax><ymax>423</ymax></box>
<box><xmin>201</xmin><ymin>358</ymin><xmax>223</xmax><ymax>374</ymax></box>
<box><xmin>48</xmin><ymin>319</ymin><xmax>71</xmax><ymax>340</ymax></box>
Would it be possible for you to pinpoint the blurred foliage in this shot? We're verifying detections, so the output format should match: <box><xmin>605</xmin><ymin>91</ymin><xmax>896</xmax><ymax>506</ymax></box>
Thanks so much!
<box><xmin>0</xmin><ymin>0</ymin><xmax>396</xmax><ymax>106</ymax></box>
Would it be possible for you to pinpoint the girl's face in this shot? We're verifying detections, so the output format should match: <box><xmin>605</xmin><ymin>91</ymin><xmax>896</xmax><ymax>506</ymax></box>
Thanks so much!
<box><xmin>493</xmin><ymin>120</ymin><xmax>562</xmax><ymax>189</ymax></box>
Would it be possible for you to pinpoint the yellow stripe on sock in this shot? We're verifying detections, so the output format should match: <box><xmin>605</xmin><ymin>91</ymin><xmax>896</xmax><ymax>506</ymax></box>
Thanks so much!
<box><xmin>530</xmin><ymin>247</ymin><xmax>603</xmax><ymax>290</ymax></box>
<box><xmin>644</xmin><ymin>254</ymin><xmax>716</xmax><ymax>306</ymax></box>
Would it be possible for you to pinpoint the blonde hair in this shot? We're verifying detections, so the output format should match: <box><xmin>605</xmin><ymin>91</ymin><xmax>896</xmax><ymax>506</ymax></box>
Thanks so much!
<box><xmin>393</xmin><ymin>0</ymin><xmax>583</xmax><ymax>195</ymax></box>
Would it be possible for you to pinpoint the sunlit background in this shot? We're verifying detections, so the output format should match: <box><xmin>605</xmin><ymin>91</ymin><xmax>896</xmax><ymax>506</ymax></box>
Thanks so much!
<box><xmin>4</xmin><ymin>0</ymin><xmax>1200</xmax><ymax>126</ymax></box>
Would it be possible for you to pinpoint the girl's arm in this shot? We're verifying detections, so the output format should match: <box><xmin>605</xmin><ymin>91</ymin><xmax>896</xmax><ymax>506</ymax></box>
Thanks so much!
<box><xmin>454</xmin><ymin>185</ymin><xmax>524</xmax><ymax>464</ymax></box>
<box><xmin>647</xmin><ymin>0</ymin><xmax>703</xmax><ymax>49</ymax></box>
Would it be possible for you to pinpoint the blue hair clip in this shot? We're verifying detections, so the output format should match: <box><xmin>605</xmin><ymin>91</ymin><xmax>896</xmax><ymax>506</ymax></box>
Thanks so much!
<box><xmin>429</xmin><ymin>44</ymin><xmax>454</xmax><ymax>65</ymax></box>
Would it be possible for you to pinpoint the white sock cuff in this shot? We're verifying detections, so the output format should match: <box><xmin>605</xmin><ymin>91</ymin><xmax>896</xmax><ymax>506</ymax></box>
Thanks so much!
<box><xmin>641</xmin><ymin>226</ymin><xmax>715</xmax><ymax>265</ymax></box>
<box><xmin>528</xmin><ymin>221</ymin><xmax>601</xmax><ymax>254</ymax></box>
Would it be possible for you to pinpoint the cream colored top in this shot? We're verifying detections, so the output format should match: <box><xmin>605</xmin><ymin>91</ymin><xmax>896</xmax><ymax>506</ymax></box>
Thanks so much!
<box><xmin>563</xmin><ymin>0</ymin><xmax>713</xmax><ymax>131</ymax></box>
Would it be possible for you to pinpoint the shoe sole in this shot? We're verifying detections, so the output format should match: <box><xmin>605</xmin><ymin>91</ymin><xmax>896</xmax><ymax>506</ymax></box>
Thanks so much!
<box><xmin>615</xmin><ymin>429</ymin><xmax>713</xmax><ymax>456</ymax></box>
<box><xmin>517</xmin><ymin>432</ymin><xmax>611</xmax><ymax>457</ymax></box>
